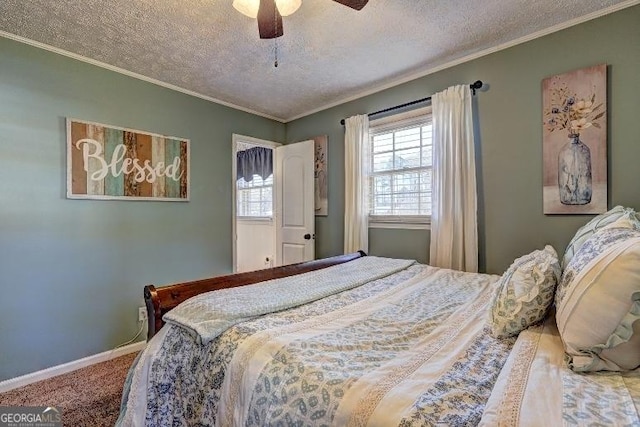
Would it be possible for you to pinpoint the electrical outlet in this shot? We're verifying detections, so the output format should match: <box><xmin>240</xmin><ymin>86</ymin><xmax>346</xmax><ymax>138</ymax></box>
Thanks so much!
<box><xmin>138</xmin><ymin>306</ymin><xmax>147</xmax><ymax>322</ymax></box>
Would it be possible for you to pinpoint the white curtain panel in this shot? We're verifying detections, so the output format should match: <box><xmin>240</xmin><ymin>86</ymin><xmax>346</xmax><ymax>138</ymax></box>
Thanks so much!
<box><xmin>429</xmin><ymin>85</ymin><xmax>478</xmax><ymax>272</ymax></box>
<box><xmin>344</xmin><ymin>114</ymin><xmax>370</xmax><ymax>254</ymax></box>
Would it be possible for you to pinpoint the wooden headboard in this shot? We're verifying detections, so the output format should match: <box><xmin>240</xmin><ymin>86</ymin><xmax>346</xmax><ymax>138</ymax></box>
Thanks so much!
<box><xmin>143</xmin><ymin>251</ymin><xmax>367</xmax><ymax>340</ymax></box>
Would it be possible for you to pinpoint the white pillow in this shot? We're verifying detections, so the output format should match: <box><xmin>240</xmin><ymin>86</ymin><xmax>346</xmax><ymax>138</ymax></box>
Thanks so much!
<box><xmin>489</xmin><ymin>245</ymin><xmax>560</xmax><ymax>339</ymax></box>
<box><xmin>562</xmin><ymin>206</ymin><xmax>640</xmax><ymax>269</ymax></box>
<box><xmin>556</xmin><ymin>226</ymin><xmax>640</xmax><ymax>372</ymax></box>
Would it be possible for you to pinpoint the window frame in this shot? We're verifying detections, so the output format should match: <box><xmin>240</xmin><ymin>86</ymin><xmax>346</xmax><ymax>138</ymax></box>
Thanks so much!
<box><xmin>232</xmin><ymin>135</ymin><xmax>279</xmax><ymax>222</ymax></box>
<box><xmin>368</xmin><ymin>106</ymin><xmax>433</xmax><ymax>229</ymax></box>
<box><xmin>236</xmin><ymin>174</ymin><xmax>274</xmax><ymax>220</ymax></box>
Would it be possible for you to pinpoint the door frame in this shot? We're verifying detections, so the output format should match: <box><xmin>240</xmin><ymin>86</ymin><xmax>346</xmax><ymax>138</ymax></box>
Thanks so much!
<box><xmin>231</xmin><ymin>134</ymin><xmax>281</xmax><ymax>273</ymax></box>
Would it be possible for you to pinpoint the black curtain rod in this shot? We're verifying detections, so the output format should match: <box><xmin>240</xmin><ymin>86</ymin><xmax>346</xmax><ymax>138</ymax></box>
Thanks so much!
<box><xmin>339</xmin><ymin>80</ymin><xmax>483</xmax><ymax>125</ymax></box>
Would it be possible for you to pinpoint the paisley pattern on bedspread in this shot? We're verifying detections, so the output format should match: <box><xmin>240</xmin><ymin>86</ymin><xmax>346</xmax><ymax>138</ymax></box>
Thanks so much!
<box><xmin>140</xmin><ymin>264</ymin><xmax>425</xmax><ymax>426</ymax></box>
<box><xmin>240</xmin><ymin>270</ymin><xmax>498</xmax><ymax>426</ymax></box>
<box><xmin>398</xmin><ymin>327</ymin><xmax>516</xmax><ymax>427</ymax></box>
<box><xmin>122</xmin><ymin>262</ymin><xmax>513</xmax><ymax>426</ymax></box>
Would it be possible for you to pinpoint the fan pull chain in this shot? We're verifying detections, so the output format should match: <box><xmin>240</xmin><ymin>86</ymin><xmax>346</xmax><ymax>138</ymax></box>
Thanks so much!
<box><xmin>274</xmin><ymin>39</ymin><xmax>278</xmax><ymax>68</ymax></box>
<box><xmin>274</xmin><ymin>5</ymin><xmax>279</xmax><ymax>67</ymax></box>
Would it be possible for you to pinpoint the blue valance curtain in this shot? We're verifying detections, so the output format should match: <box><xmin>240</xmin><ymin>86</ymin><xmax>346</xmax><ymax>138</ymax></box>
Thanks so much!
<box><xmin>236</xmin><ymin>146</ymin><xmax>273</xmax><ymax>182</ymax></box>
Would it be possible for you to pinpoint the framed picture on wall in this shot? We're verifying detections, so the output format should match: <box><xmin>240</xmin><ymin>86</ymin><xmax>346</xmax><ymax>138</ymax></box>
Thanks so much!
<box><xmin>542</xmin><ymin>64</ymin><xmax>607</xmax><ymax>214</ymax></box>
<box><xmin>314</xmin><ymin>135</ymin><xmax>328</xmax><ymax>216</ymax></box>
<box><xmin>67</xmin><ymin>119</ymin><xmax>190</xmax><ymax>201</ymax></box>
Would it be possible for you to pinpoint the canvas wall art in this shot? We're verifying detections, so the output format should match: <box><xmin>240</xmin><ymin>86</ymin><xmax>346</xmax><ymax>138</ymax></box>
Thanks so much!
<box><xmin>314</xmin><ymin>135</ymin><xmax>328</xmax><ymax>216</ymax></box>
<box><xmin>542</xmin><ymin>64</ymin><xmax>607</xmax><ymax>214</ymax></box>
<box><xmin>67</xmin><ymin>119</ymin><xmax>189</xmax><ymax>201</ymax></box>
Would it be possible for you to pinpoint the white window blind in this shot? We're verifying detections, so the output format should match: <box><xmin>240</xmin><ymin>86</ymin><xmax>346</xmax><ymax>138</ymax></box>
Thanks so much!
<box><xmin>369</xmin><ymin>107</ymin><xmax>432</xmax><ymax>224</ymax></box>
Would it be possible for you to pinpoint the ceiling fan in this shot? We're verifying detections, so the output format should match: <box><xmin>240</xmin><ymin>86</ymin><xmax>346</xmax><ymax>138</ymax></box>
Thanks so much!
<box><xmin>235</xmin><ymin>0</ymin><xmax>369</xmax><ymax>39</ymax></box>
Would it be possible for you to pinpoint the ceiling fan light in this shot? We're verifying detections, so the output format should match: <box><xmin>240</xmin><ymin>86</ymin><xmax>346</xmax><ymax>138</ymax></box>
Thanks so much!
<box><xmin>233</xmin><ymin>0</ymin><xmax>301</xmax><ymax>18</ymax></box>
<box><xmin>275</xmin><ymin>0</ymin><xmax>302</xmax><ymax>16</ymax></box>
<box><xmin>233</xmin><ymin>0</ymin><xmax>260</xmax><ymax>18</ymax></box>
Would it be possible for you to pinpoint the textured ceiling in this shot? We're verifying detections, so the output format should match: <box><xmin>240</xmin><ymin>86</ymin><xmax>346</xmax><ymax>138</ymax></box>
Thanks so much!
<box><xmin>0</xmin><ymin>0</ymin><xmax>635</xmax><ymax>121</ymax></box>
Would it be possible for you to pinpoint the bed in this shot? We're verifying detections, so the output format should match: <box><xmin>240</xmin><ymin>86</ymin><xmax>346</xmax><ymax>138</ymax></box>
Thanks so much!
<box><xmin>117</xmin><ymin>207</ymin><xmax>640</xmax><ymax>426</ymax></box>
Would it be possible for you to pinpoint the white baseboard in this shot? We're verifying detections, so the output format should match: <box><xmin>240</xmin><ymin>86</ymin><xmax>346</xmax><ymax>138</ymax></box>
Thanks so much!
<box><xmin>0</xmin><ymin>340</ymin><xmax>146</xmax><ymax>394</ymax></box>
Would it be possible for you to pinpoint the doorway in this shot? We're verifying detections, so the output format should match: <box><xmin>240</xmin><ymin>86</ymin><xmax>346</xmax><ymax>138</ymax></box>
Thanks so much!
<box><xmin>232</xmin><ymin>135</ymin><xmax>278</xmax><ymax>273</ymax></box>
<box><xmin>232</xmin><ymin>134</ymin><xmax>316</xmax><ymax>273</ymax></box>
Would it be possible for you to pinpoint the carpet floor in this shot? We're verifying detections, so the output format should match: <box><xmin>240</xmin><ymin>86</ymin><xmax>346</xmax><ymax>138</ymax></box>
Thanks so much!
<box><xmin>0</xmin><ymin>352</ymin><xmax>138</xmax><ymax>427</ymax></box>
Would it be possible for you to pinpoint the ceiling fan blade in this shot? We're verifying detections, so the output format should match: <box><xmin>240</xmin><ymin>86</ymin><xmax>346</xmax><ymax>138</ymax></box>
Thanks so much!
<box><xmin>257</xmin><ymin>0</ymin><xmax>284</xmax><ymax>39</ymax></box>
<box><xmin>331</xmin><ymin>0</ymin><xmax>369</xmax><ymax>11</ymax></box>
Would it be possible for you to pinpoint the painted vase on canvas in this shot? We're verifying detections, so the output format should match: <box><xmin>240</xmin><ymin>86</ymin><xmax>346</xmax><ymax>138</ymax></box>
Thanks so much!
<box><xmin>558</xmin><ymin>134</ymin><xmax>592</xmax><ymax>205</ymax></box>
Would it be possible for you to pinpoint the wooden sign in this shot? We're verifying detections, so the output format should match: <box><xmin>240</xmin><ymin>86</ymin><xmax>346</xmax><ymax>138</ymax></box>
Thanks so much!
<box><xmin>67</xmin><ymin>119</ymin><xmax>189</xmax><ymax>201</ymax></box>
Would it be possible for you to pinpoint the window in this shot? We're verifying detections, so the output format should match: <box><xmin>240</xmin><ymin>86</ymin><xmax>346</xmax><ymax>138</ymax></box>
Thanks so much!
<box><xmin>237</xmin><ymin>175</ymin><xmax>273</xmax><ymax>218</ymax></box>
<box><xmin>237</xmin><ymin>174</ymin><xmax>273</xmax><ymax>218</ymax></box>
<box><xmin>236</xmin><ymin>142</ymin><xmax>274</xmax><ymax>219</ymax></box>
<box><xmin>369</xmin><ymin>107</ymin><xmax>432</xmax><ymax>227</ymax></box>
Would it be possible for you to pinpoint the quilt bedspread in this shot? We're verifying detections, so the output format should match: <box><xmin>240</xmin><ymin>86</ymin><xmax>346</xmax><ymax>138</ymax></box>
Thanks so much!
<box><xmin>164</xmin><ymin>257</ymin><xmax>415</xmax><ymax>345</ymax></box>
<box><xmin>118</xmin><ymin>260</ymin><xmax>513</xmax><ymax>426</ymax></box>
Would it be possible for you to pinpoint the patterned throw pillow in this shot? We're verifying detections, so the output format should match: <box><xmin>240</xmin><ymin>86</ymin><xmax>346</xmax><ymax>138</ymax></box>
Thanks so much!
<box><xmin>556</xmin><ymin>226</ymin><xmax>640</xmax><ymax>372</ymax></box>
<box><xmin>562</xmin><ymin>206</ymin><xmax>640</xmax><ymax>269</ymax></box>
<box><xmin>489</xmin><ymin>245</ymin><xmax>561</xmax><ymax>339</ymax></box>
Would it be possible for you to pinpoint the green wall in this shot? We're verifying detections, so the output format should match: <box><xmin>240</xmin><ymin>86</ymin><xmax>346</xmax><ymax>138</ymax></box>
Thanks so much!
<box><xmin>1</xmin><ymin>5</ymin><xmax>639</xmax><ymax>382</ymax></box>
<box><xmin>0</xmin><ymin>37</ymin><xmax>285</xmax><ymax>381</ymax></box>
<box><xmin>287</xmin><ymin>5</ymin><xmax>640</xmax><ymax>274</ymax></box>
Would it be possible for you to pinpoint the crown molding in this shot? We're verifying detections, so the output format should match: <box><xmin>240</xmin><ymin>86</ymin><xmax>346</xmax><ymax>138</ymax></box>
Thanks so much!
<box><xmin>2</xmin><ymin>0</ymin><xmax>638</xmax><ymax>124</ymax></box>
<box><xmin>0</xmin><ymin>30</ymin><xmax>286</xmax><ymax>123</ymax></box>
<box><xmin>284</xmin><ymin>0</ymin><xmax>640</xmax><ymax>122</ymax></box>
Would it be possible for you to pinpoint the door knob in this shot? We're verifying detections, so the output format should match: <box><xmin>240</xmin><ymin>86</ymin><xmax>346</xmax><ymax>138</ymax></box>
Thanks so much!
<box><xmin>304</xmin><ymin>233</ymin><xmax>311</xmax><ymax>240</ymax></box>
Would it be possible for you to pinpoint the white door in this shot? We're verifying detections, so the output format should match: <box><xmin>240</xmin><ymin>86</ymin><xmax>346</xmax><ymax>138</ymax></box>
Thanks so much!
<box><xmin>275</xmin><ymin>140</ymin><xmax>315</xmax><ymax>266</ymax></box>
